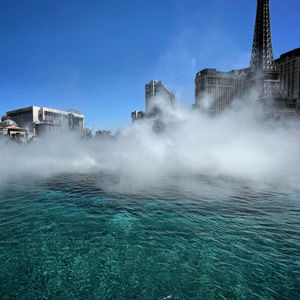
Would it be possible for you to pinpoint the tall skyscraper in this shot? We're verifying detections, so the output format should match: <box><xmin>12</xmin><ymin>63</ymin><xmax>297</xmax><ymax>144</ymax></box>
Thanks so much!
<box><xmin>145</xmin><ymin>80</ymin><xmax>175</xmax><ymax>115</ymax></box>
<box><xmin>130</xmin><ymin>80</ymin><xmax>175</xmax><ymax>123</ymax></box>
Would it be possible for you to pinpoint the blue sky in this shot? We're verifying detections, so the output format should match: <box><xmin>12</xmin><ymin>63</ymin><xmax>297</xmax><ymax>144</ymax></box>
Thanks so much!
<box><xmin>0</xmin><ymin>0</ymin><xmax>299</xmax><ymax>129</ymax></box>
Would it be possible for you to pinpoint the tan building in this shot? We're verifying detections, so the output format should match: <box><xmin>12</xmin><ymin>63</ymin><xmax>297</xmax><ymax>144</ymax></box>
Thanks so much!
<box><xmin>275</xmin><ymin>48</ymin><xmax>300</xmax><ymax>101</ymax></box>
<box><xmin>194</xmin><ymin>68</ymin><xmax>248</xmax><ymax>113</ymax></box>
<box><xmin>6</xmin><ymin>106</ymin><xmax>84</xmax><ymax>136</ymax></box>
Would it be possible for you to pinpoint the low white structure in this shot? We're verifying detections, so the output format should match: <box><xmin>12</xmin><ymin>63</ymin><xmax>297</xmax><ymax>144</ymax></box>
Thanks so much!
<box><xmin>6</xmin><ymin>106</ymin><xmax>84</xmax><ymax>136</ymax></box>
<box><xmin>0</xmin><ymin>118</ymin><xmax>31</xmax><ymax>143</ymax></box>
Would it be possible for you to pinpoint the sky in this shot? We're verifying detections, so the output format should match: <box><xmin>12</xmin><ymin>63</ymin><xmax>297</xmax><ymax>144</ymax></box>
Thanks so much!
<box><xmin>0</xmin><ymin>0</ymin><xmax>299</xmax><ymax>130</ymax></box>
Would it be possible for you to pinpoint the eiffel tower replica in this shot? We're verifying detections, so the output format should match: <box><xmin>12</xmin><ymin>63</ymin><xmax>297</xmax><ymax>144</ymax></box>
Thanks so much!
<box><xmin>246</xmin><ymin>0</ymin><xmax>296</xmax><ymax>115</ymax></box>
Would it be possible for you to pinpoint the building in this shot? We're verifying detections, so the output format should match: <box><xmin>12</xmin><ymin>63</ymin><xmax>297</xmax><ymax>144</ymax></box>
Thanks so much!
<box><xmin>131</xmin><ymin>110</ymin><xmax>145</xmax><ymax>123</ymax></box>
<box><xmin>0</xmin><ymin>118</ymin><xmax>30</xmax><ymax>143</ymax></box>
<box><xmin>6</xmin><ymin>106</ymin><xmax>84</xmax><ymax>136</ymax></box>
<box><xmin>244</xmin><ymin>0</ymin><xmax>299</xmax><ymax>116</ymax></box>
<box><xmin>145</xmin><ymin>80</ymin><xmax>175</xmax><ymax>115</ymax></box>
<box><xmin>275</xmin><ymin>48</ymin><xmax>300</xmax><ymax>102</ymax></box>
<box><xmin>194</xmin><ymin>68</ymin><xmax>248</xmax><ymax>113</ymax></box>
<box><xmin>194</xmin><ymin>0</ymin><xmax>299</xmax><ymax>116</ymax></box>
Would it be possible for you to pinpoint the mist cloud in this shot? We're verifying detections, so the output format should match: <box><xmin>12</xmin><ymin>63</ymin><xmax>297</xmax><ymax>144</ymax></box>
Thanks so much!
<box><xmin>1</xmin><ymin>93</ymin><xmax>300</xmax><ymax>192</ymax></box>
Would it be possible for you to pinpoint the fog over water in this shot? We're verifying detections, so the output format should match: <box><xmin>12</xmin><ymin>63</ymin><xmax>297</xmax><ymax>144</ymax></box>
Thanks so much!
<box><xmin>1</xmin><ymin>93</ymin><xmax>300</xmax><ymax>192</ymax></box>
<box><xmin>1</xmin><ymin>94</ymin><xmax>300</xmax><ymax>300</ymax></box>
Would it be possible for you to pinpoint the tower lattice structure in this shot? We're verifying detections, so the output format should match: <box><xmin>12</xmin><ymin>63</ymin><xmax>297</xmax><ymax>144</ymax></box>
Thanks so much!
<box><xmin>248</xmin><ymin>0</ymin><xmax>287</xmax><ymax>99</ymax></box>
<box><xmin>250</xmin><ymin>0</ymin><xmax>276</xmax><ymax>72</ymax></box>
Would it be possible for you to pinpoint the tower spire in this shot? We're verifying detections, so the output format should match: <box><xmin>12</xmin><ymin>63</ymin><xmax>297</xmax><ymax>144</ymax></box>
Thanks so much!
<box><xmin>246</xmin><ymin>0</ymin><xmax>288</xmax><ymax>101</ymax></box>
<box><xmin>250</xmin><ymin>0</ymin><xmax>276</xmax><ymax>72</ymax></box>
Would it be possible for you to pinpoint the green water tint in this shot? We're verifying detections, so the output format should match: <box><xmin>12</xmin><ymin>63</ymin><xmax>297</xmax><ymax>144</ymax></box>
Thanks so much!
<box><xmin>0</xmin><ymin>176</ymin><xmax>299</xmax><ymax>299</ymax></box>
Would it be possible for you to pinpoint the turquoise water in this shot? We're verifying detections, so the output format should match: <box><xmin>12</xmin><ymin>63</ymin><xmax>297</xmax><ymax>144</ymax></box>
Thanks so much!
<box><xmin>0</xmin><ymin>174</ymin><xmax>299</xmax><ymax>299</ymax></box>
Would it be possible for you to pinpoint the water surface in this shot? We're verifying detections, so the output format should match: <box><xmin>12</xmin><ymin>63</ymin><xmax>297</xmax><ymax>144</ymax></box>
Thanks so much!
<box><xmin>0</xmin><ymin>174</ymin><xmax>299</xmax><ymax>299</ymax></box>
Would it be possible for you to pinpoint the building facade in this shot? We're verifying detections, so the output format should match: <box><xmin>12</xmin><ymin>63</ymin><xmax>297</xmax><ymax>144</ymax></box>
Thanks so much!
<box><xmin>6</xmin><ymin>106</ymin><xmax>84</xmax><ymax>136</ymax></box>
<box><xmin>275</xmin><ymin>48</ymin><xmax>300</xmax><ymax>102</ymax></box>
<box><xmin>0</xmin><ymin>118</ymin><xmax>31</xmax><ymax>143</ymax></box>
<box><xmin>194</xmin><ymin>0</ymin><xmax>299</xmax><ymax>117</ymax></box>
<box><xmin>194</xmin><ymin>68</ymin><xmax>247</xmax><ymax>113</ymax></box>
<box><xmin>145</xmin><ymin>80</ymin><xmax>175</xmax><ymax>114</ymax></box>
<box><xmin>131</xmin><ymin>110</ymin><xmax>145</xmax><ymax>123</ymax></box>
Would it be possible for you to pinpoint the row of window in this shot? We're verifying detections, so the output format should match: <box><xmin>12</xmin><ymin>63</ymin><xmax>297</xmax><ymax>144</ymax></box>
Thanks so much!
<box><xmin>8</xmin><ymin>110</ymin><xmax>32</xmax><ymax>118</ymax></box>
<box><xmin>44</xmin><ymin>111</ymin><xmax>68</xmax><ymax>118</ymax></box>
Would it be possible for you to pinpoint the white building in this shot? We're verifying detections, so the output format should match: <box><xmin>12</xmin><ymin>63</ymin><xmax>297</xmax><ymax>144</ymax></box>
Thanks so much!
<box><xmin>6</xmin><ymin>106</ymin><xmax>84</xmax><ymax>136</ymax></box>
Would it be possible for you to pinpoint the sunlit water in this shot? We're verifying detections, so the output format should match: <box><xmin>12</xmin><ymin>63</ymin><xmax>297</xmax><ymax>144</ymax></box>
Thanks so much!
<box><xmin>0</xmin><ymin>174</ymin><xmax>299</xmax><ymax>299</ymax></box>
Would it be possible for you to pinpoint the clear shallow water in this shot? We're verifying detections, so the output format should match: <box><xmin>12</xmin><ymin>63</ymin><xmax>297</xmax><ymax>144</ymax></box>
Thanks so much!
<box><xmin>0</xmin><ymin>174</ymin><xmax>299</xmax><ymax>299</ymax></box>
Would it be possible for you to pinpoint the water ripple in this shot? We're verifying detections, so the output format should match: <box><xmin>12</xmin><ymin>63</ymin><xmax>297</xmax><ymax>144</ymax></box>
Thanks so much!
<box><xmin>0</xmin><ymin>174</ymin><xmax>299</xmax><ymax>299</ymax></box>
